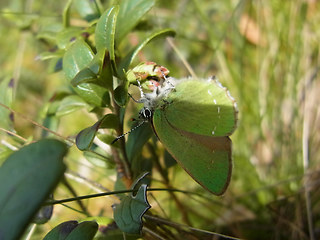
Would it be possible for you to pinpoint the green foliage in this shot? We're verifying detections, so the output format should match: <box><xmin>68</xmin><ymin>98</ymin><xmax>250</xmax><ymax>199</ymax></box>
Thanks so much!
<box><xmin>43</xmin><ymin>221</ymin><xmax>78</xmax><ymax>240</ymax></box>
<box><xmin>113</xmin><ymin>173</ymin><xmax>151</xmax><ymax>234</ymax></box>
<box><xmin>0</xmin><ymin>139</ymin><xmax>67</xmax><ymax>240</ymax></box>
<box><xmin>1</xmin><ymin>0</ymin><xmax>320</xmax><ymax>239</ymax></box>
<box><xmin>43</xmin><ymin>220</ymin><xmax>98</xmax><ymax>240</ymax></box>
<box><xmin>95</xmin><ymin>6</ymin><xmax>118</xmax><ymax>59</ymax></box>
<box><xmin>76</xmin><ymin>114</ymin><xmax>119</xmax><ymax>151</ymax></box>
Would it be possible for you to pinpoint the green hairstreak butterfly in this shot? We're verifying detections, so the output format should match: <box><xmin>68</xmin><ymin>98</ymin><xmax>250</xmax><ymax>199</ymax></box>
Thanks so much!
<box><xmin>134</xmin><ymin>76</ymin><xmax>238</xmax><ymax>195</ymax></box>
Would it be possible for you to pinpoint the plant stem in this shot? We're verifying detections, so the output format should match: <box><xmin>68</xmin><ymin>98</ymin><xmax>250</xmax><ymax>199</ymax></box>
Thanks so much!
<box><xmin>111</xmin><ymin>91</ymin><xmax>132</xmax><ymax>185</ymax></box>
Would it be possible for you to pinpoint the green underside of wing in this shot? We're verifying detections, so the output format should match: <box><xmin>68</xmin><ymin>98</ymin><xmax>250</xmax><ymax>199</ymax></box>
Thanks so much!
<box><xmin>153</xmin><ymin>109</ymin><xmax>232</xmax><ymax>195</ymax></box>
<box><xmin>163</xmin><ymin>79</ymin><xmax>237</xmax><ymax>137</ymax></box>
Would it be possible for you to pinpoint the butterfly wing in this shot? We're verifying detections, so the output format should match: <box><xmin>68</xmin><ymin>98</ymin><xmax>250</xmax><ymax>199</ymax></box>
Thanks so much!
<box><xmin>163</xmin><ymin>78</ymin><xmax>238</xmax><ymax>137</ymax></box>
<box><xmin>153</xmin><ymin>109</ymin><xmax>232</xmax><ymax>195</ymax></box>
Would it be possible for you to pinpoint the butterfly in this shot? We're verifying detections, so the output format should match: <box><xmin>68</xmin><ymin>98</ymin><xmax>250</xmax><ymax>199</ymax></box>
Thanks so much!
<box><xmin>131</xmin><ymin>76</ymin><xmax>238</xmax><ymax>195</ymax></box>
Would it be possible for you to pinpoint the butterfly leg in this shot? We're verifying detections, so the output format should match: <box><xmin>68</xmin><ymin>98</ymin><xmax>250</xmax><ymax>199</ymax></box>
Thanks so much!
<box><xmin>128</xmin><ymin>93</ymin><xmax>144</xmax><ymax>103</ymax></box>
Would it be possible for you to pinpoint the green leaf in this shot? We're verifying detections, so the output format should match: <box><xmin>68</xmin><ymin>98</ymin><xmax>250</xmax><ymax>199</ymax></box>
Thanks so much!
<box><xmin>113</xmin><ymin>84</ymin><xmax>128</xmax><ymax>107</ymax></box>
<box><xmin>131</xmin><ymin>157</ymin><xmax>153</xmax><ymax>184</ymax></box>
<box><xmin>74</xmin><ymin>0</ymin><xmax>100</xmax><ymax>22</ymax></box>
<box><xmin>44</xmin><ymin>219</ymin><xmax>98</xmax><ymax>239</ymax></box>
<box><xmin>83</xmin><ymin>145</ymin><xmax>113</xmax><ymax>168</ymax></box>
<box><xmin>116</xmin><ymin>0</ymin><xmax>156</xmax><ymax>43</ymax></box>
<box><xmin>43</xmin><ymin>221</ymin><xmax>78</xmax><ymax>240</ymax></box>
<box><xmin>99</xmin><ymin>114</ymin><xmax>119</xmax><ymax>129</ymax></box>
<box><xmin>0</xmin><ymin>139</ymin><xmax>67</xmax><ymax>240</ymax></box>
<box><xmin>74</xmin><ymin>83</ymin><xmax>111</xmax><ymax>107</ymax></box>
<box><xmin>96</xmin><ymin>133</ymin><xmax>118</xmax><ymax>146</ymax></box>
<box><xmin>99</xmin><ymin>56</ymin><xmax>114</xmax><ymax>90</ymax></box>
<box><xmin>48</xmin><ymin>58</ymin><xmax>63</xmax><ymax>73</ymax></box>
<box><xmin>113</xmin><ymin>184</ymin><xmax>151</xmax><ymax>234</ymax></box>
<box><xmin>33</xmin><ymin>206</ymin><xmax>53</xmax><ymax>224</ymax></box>
<box><xmin>70</xmin><ymin>50</ymin><xmax>108</xmax><ymax>87</ymax></box>
<box><xmin>76</xmin><ymin>122</ymin><xmax>101</xmax><ymax>151</ymax></box>
<box><xmin>0</xmin><ymin>146</ymin><xmax>14</xmax><ymax>166</ymax></box>
<box><xmin>56</xmin><ymin>95</ymin><xmax>89</xmax><ymax>117</ymax></box>
<box><xmin>63</xmin><ymin>39</ymin><xmax>94</xmax><ymax>81</ymax></box>
<box><xmin>36</xmin><ymin>50</ymin><xmax>64</xmax><ymax>61</ymax></box>
<box><xmin>89</xmin><ymin>49</ymin><xmax>113</xmax><ymax>90</ymax></box>
<box><xmin>63</xmin><ymin>39</ymin><xmax>111</xmax><ymax>107</ymax></box>
<box><xmin>131</xmin><ymin>172</ymin><xmax>150</xmax><ymax>191</ymax></box>
<box><xmin>57</xmin><ymin>28</ymin><xmax>84</xmax><ymax>50</ymax></box>
<box><xmin>76</xmin><ymin>114</ymin><xmax>119</xmax><ymax>150</ymax></box>
<box><xmin>65</xmin><ymin>221</ymin><xmax>98</xmax><ymax>240</ymax></box>
<box><xmin>118</xmin><ymin>29</ymin><xmax>175</xmax><ymax>76</ymax></box>
<box><xmin>71</xmin><ymin>68</ymin><xmax>98</xmax><ymax>86</ymax></box>
<box><xmin>95</xmin><ymin>6</ymin><xmax>119</xmax><ymax>61</ymax></box>
<box><xmin>88</xmin><ymin>49</ymin><xmax>106</xmax><ymax>75</ymax></box>
<box><xmin>33</xmin><ymin>203</ymin><xmax>53</xmax><ymax>224</ymax></box>
<box><xmin>63</xmin><ymin>0</ymin><xmax>73</xmax><ymax>28</ymax></box>
<box><xmin>126</xmin><ymin>122</ymin><xmax>153</xmax><ymax>162</ymax></box>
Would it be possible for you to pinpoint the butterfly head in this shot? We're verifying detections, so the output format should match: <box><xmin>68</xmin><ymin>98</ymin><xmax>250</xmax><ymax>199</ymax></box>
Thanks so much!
<box><xmin>138</xmin><ymin>107</ymin><xmax>153</xmax><ymax>121</ymax></box>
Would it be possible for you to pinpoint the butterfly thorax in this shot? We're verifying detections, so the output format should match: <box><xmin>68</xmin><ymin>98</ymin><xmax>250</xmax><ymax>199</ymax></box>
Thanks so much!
<box><xmin>137</xmin><ymin>77</ymin><xmax>176</xmax><ymax>121</ymax></box>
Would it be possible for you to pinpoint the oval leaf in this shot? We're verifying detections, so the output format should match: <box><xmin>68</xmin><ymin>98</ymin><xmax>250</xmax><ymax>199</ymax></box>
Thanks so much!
<box><xmin>95</xmin><ymin>6</ymin><xmax>119</xmax><ymax>60</ymax></box>
<box><xmin>33</xmin><ymin>204</ymin><xmax>53</xmax><ymax>224</ymax></box>
<box><xmin>56</xmin><ymin>95</ymin><xmax>88</xmax><ymax>117</ymax></box>
<box><xmin>65</xmin><ymin>221</ymin><xmax>98</xmax><ymax>240</ymax></box>
<box><xmin>116</xmin><ymin>0</ymin><xmax>155</xmax><ymax>43</ymax></box>
<box><xmin>43</xmin><ymin>221</ymin><xmax>78</xmax><ymax>240</ymax></box>
<box><xmin>74</xmin><ymin>0</ymin><xmax>100</xmax><ymax>22</ymax></box>
<box><xmin>126</xmin><ymin>122</ymin><xmax>153</xmax><ymax>162</ymax></box>
<box><xmin>76</xmin><ymin>114</ymin><xmax>119</xmax><ymax>150</ymax></box>
<box><xmin>62</xmin><ymin>0</ymin><xmax>73</xmax><ymax>28</ymax></box>
<box><xmin>71</xmin><ymin>68</ymin><xmax>98</xmax><ymax>87</ymax></box>
<box><xmin>70</xmin><ymin>50</ymin><xmax>106</xmax><ymax>87</ymax></box>
<box><xmin>118</xmin><ymin>29</ymin><xmax>176</xmax><ymax>76</ymax></box>
<box><xmin>74</xmin><ymin>83</ymin><xmax>110</xmax><ymax>107</ymax></box>
<box><xmin>88</xmin><ymin>49</ymin><xmax>106</xmax><ymax>75</ymax></box>
<box><xmin>114</xmin><ymin>84</ymin><xmax>128</xmax><ymax>107</ymax></box>
<box><xmin>57</xmin><ymin>28</ymin><xmax>83</xmax><ymax>50</ymax></box>
<box><xmin>0</xmin><ymin>139</ymin><xmax>67</xmax><ymax>240</ymax></box>
<box><xmin>63</xmin><ymin>39</ymin><xmax>94</xmax><ymax>81</ymax></box>
<box><xmin>63</xmin><ymin>41</ymin><xmax>111</xmax><ymax>107</ymax></box>
<box><xmin>100</xmin><ymin>114</ymin><xmax>119</xmax><ymax>129</ymax></box>
<box><xmin>76</xmin><ymin>121</ymin><xmax>101</xmax><ymax>151</ymax></box>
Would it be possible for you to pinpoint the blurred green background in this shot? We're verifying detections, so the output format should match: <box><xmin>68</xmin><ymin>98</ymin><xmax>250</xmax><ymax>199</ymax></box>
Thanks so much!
<box><xmin>1</xmin><ymin>0</ymin><xmax>320</xmax><ymax>239</ymax></box>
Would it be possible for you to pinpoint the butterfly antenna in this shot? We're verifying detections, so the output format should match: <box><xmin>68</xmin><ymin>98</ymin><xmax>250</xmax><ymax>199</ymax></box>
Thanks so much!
<box><xmin>128</xmin><ymin>92</ymin><xmax>141</xmax><ymax>103</ymax></box>
<box><xmin>136</xmin><ymin>79</ymin><xmax>145</xmax><ymax>98</ymax></box>
<box><xmin>111</xmin><ymin>120</ymin><xmax>146</xmax><ymax>144</ymax></box>
<box><xmin>160</xmin><ymin>70</ymin><xmax>175</xmax><ymax>88</ymax></box>
<box><xmin>160</xmin><ymin>70</ymin><xmax>168</xmax><ymax>80</ymax></box>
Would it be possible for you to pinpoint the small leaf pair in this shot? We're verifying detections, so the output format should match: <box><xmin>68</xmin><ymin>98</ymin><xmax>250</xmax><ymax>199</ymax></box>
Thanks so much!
<box><xmin>113</xmin><ymin>172</ymin><xmax>151</xmax><ymax>234</ymax></box>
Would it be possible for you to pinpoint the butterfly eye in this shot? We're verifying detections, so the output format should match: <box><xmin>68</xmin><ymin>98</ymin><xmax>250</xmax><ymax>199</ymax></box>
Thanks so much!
<box><xmin>143</xmin><ymin>108</ymin><xmax>152</xmax><ymax>119</ymax></box>
<box><xmin>139</xmin><ymin>107</ymin><xmax>147</xmax><ymax>120</ymax></box>
<box><xmin>139</xmin><ymin>107</ymin><xmax>152</xmax><ymax>120</ymax></box>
